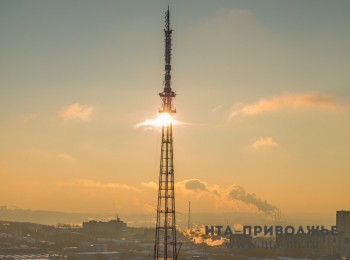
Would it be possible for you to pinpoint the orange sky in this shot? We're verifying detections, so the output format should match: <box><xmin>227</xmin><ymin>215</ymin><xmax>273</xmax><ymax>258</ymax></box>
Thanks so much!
<box><xmin>1</xmin><ymin>1</ymin><xmax>350</xmax><ymax>224</ymax></box>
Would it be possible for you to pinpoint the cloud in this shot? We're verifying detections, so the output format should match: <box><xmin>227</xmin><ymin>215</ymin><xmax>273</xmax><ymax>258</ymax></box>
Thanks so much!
<box><xmin>141</xmin><ymin>181</ymin><xmax>158</xmax><ymax>190</ymax></box>
<box><xmin>135</xmin><ymin>114</ymin><xmax>182</xmax><ymax>130</ymax></box>
<box><xmin>143</xmin><ymin>203</ymin><xmax>156</xmax><ymax>213</ymax></box>
<box><xmin>176</xmin><ymin>179</ymin><xmax>210</xmax><ymax>194</ymax></box>
<box><xmin>231</xmin><ymin>92</ymin><xmax>341</xmax><ymax>118</ymax></box>
<box><xmin>216</xmin><ymin>7</ymin><xmax>255</xmax><ymax>27</ymax></box>
<box><xmin>252</xmin><ymin>137</ymin><xmax>279</xmax><ymax>149</ymax></box>
<box><xmin>58</xmin><ymin>153</ymin><xmax>75</xmax><ymax>161</ymax></box>
<box><xmin>144</xmin><ymin>178</ymin><xmax>220</xmax><ymax>198</ymax></box>
<box><xmin>19</xmin><ymin>114</ymin><xmax>37</xmax><ymax>123</ymax></box>
<box><xmin>211</xmin><ymin>105</ymin><xmax>222</xmax><ymax>113</ymax></box>
<box><xmin>228</xmin><ymin>185</ymin><xmax>277</xmax><ymax>215</ymax></box>
<box><xmin>135</xmin><ymin>119</ymin><xmax>161</xmax><ymax>129</ymax></box>
<box><xmin>184</xmin><ymin>179</ymin><xmax>209</xmax><ymax>192</ymax></box>
<box><xmin>65</xmin><ymin>178</ymin><xmax>139</xmax><ymax>192</ymax></box>
<box><xmin>176</xmin><ymin>179</ymin><xmax>222</xmax><ymax>198</ymax></box>
<box><xmin>59</xmin><ymin>103</ymin><xmax>94</xmax><ymax>121</ymax></box>
<box><xmin>143</xmin><ymin>178</ymin><xmax>217</xmax><ymax>195</ymax></box>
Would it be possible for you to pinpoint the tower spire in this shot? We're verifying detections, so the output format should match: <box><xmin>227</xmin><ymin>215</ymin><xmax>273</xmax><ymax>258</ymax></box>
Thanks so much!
<box><xmin>154</xmin><ymin>6</ymin><xmax>179</xmax><ymax>260</ymax></box>
<box><xmin>161</xmin><ymin>5</ymin><xmax>175</xmax><ymax>98</ymax></box>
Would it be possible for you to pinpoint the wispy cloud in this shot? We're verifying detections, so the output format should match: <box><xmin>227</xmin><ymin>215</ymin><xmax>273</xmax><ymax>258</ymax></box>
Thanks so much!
<box><xmin>135</xmin><ymin>114</ymin><xmax>182</xmax><ymax>130</ymax></box>
<box><xmin>252</xmin><ymin>137</ymin><xmax>279</xmax><ymax>149</ymax></box>
<box><xmin>217</xmin><ymin>7</ymin><xmax>255</xmax><ymax>27</ymax></box>
<box><xmin>65</xmin><ymin>178</ymin><xmax>138</xmax><ymax>192</ymax></box>
<box><xmin>18</xmin><ymin>113</ymin><xmax>37</xmax><ymax>123</ymax></box>
<box><xmin>135</xmin><ymin>118</ymin><xmax>162</xmax><ymax>129</ymax></box>
<box><xmin>58</xmin><ymin>153</ymin><xmax>75</xmax><ymax>161</ymax></box>
<box><xmin>143</xmin><ymin>203</ymin><xmax>156</xmax><ymax>213</ymax></box>
<box><xmin>177</xmin><ymin>179</ymin><xmax>209</xmax><ymax>192</ymax></box>
<box><xmin>175</xmin><ymin>179</ymin><xmax>221</xmax><ymax>197</ymax></box>
<box><xmin>231</xmin><ymin>92</ymin><xmax>341</xmax><ymax>118</ymax></box>
<box><xmin>141</xmin><ymin>181</ymin><xmax>158</xmax><ymax>190</ymax></box>
<box><xmin>143</xmin><ymin>178</ymin><xmax>220</xmax><ymax>196</ymax></box>
<box><xmin>211</xmin><ymin>105</ymin><xmax>222</xmax><ymax>113</ymax></box>
<box><xmin>59</xmin><ymin>103</ymin><xmax>94</xmax><ymax>121</ymax></box>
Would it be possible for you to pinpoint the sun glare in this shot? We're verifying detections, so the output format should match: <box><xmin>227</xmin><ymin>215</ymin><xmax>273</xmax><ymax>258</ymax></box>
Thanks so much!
<box><xmin>137</xmin><ymin>113</ymin><xmax>177</xmax><ymax>129</ymax></box>
<box><xmin>156</xmin><ymin>113</ymin><xmax>172</xmax><ymax>127</ymax></box>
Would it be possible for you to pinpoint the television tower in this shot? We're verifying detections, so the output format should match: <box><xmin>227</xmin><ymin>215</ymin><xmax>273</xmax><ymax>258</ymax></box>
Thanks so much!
<box><xmin>153</xmin><ymin>6</ymin><xmax>179</xmax><ymax>260</ymax></box>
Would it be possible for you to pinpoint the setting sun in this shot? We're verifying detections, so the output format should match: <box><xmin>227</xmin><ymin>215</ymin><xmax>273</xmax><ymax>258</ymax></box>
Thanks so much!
<box><xmin>136</xmin><ymin>113</ymin><xmax>177</xmax><ymax>129</ymax></box>
<box><xmin>156</xmin><ymin>113</ymin><xmax>172</xmax><ymax>127</ymax></box>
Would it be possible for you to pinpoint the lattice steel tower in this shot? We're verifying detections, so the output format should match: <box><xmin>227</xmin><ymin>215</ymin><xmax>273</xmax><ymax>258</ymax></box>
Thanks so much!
<box><xmin>153</xmin><ymin>6</ymin><xmax>179</xmax><ymax>260</ymax></box>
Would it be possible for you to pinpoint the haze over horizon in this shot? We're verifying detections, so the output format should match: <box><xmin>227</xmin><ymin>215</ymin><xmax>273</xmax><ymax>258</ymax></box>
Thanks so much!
<box><xmin>0</xmin><ymin>206</ymin><xmax>337</xmax><ymax>229</ymax></box>
<box><xmin>1</xmin><ymin>0</ymin><xmax>350</xmax><ymax>224</ymax></box>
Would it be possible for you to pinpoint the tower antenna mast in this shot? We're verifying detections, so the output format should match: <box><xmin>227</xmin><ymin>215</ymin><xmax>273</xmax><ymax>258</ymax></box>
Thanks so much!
<box><xmin>153</xmin><ymin>6</ymin><xmax>179</xmax><ymax>260</ymax></box>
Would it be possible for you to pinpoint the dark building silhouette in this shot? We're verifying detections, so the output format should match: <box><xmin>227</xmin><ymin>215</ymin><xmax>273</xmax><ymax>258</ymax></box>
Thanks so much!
<box><xmin>336</xmin><ymin>210</ymin><xmax>350</xmax><ymax>258</ymax></box>
<box><xmin>82</xmin><ymin>218</ymin><xmax>126</xmax><ymax>237</ymax></box>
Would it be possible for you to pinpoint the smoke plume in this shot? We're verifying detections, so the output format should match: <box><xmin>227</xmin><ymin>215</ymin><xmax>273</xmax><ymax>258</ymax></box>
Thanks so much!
<box><xmin>228</xmin><ymin>185</ymin><xmax>277</xmax><ymax>215</ymax></box>
<box><xmin>182</xmin><ymin>226</ymin><xmax>228</xmax><ymax>247</ymax></box>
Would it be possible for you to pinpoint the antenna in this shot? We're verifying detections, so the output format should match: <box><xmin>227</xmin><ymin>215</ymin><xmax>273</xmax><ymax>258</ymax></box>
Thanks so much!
<box><xmin>115</xmin><ymin>208</ymin><xmax>119</xmax><ymax>221</ymax></box>
<box><xmin>188</xmin><ymin>201</ymin><xmax>192</xmax><ymax>230</ymax></box>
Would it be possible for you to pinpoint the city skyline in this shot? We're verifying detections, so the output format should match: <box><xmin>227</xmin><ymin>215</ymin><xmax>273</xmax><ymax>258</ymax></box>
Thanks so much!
<box><xmin>1</xmin><ymin>0</ymin><xmax>350</xmax><ymax>223</ymax></box>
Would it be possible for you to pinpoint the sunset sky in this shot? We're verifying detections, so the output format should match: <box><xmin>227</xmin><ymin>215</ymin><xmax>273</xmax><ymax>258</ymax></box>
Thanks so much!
<box><xmin>1</xmin><ymin>0</ymin><xmax>350</xmax><ymax>223</ymax></box>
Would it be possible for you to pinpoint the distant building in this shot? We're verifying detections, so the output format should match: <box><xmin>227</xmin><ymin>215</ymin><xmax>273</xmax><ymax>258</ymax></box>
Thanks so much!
<box><xmin>82</xmin><ymin>218</ymin><xmax>126</xmax><ymax>237</ymax></box>
<box><xmin>336</xmin><ymin>210</ymin><xmax>350</xmax><ymax>258</ymax></box>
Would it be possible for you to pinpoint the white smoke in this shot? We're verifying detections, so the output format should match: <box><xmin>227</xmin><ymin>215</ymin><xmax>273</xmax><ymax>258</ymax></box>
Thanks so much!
<box><xmin>142</xmin><ymin>178</ymin><xmax>279</xmax><ymax>216</ymax></box>
<box><xmin>228</xmin><ymin>185</ymin><xmax>278</xmax><ymax>215</ymax></box>
<box><xmin>182</xmin><ymin>225</ymin><xmax>229</xmax><ymax>247</ymax></box>
<box><xmin>176</xmin><ymin>179</ymin><xmax>278</xmax><ymax>216</ymax></box>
